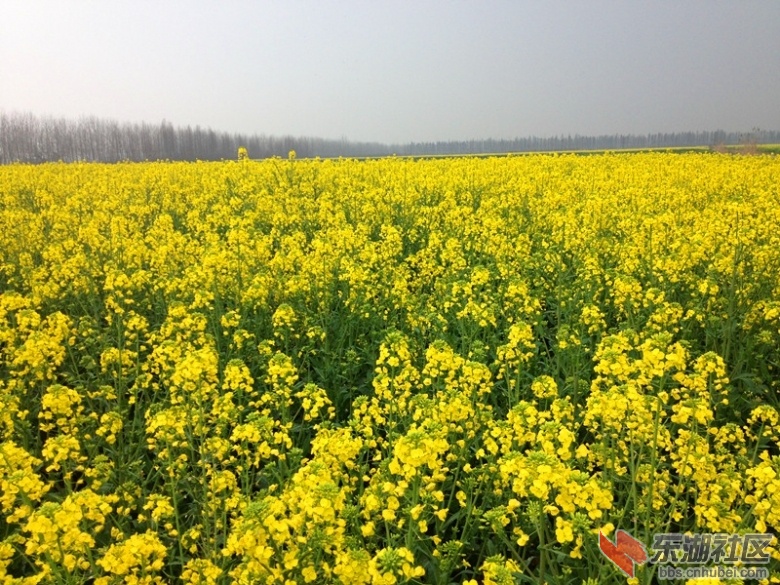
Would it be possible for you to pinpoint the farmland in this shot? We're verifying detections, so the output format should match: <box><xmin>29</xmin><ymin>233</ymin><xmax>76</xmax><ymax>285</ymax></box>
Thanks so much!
<box><xmin>1</xmin><ymin>152</ymin><xmax>779</xmax><ymax>584</ymax></box>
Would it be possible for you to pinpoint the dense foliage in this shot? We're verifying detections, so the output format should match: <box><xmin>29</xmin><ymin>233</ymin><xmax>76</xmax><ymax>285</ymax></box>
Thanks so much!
<box><xmin>0</xmin><ymin>153</ymin><xmax>779</xmax><ymax>584</ymax></box>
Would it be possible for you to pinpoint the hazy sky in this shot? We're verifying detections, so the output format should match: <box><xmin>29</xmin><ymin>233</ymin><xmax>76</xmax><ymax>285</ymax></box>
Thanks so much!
<box><xmin>2</xmin><ymin>1</ymin><xmax>779</xmax><ymax>143</ymax></box>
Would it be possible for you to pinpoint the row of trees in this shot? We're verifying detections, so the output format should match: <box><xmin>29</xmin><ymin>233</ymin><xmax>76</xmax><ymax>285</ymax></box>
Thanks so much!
<box><xmin>0</xmin><ymin>112</ymin><xmax>391</xmax><ymax>163</ymax></box>
<box><xmin>400</xmin><ymin>129</ymin><xmax>780</xmax><ymax>156</ymax></box>
<box><xmin>1</xmin><ymin>111</ymin><xmax>778</xmax><ymax>164</ymax></box>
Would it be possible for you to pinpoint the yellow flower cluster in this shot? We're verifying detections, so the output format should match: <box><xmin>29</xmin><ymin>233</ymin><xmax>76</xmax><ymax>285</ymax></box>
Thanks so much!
<box><xmin>0</xmin><ymin>153</ymin><xmax>779</xmax><ymax>584</ymax></box>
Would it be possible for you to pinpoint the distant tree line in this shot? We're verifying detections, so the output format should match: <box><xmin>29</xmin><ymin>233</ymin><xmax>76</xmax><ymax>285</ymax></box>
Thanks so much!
<box><xmin>399</xmin><ymin>129</ymin><xmax>780</xmax><ymax>156</ymax></box>
<box><xmin>0</xmin><ymin>112</ymin><xmax>393</xmax><ymax>163</ymax></box>
<box><xmin>1</xmin><ymin>111</ymin><xmax>778</xmax><ymax>164</ymax></box>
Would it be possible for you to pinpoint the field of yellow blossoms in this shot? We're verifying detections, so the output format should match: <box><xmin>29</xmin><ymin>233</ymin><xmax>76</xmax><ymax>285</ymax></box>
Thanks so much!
<box><xmin>1</xmin><ymin>152</ymin><xmax>779</xmax><ymax>585</ymax></box>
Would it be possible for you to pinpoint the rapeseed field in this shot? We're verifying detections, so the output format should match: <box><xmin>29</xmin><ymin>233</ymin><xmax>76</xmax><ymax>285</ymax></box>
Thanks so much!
<box><xmin>0</xmin><ymin>153</ymin><xmax>778</xmax><ymax>584</ymax></box>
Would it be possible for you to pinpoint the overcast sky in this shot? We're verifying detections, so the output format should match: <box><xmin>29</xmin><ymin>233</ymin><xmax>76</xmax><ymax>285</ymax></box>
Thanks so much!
<box><xmin>1</xmin><ymin>1</ymin><xmax>779</xmax><ymax>144</ymax></box>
